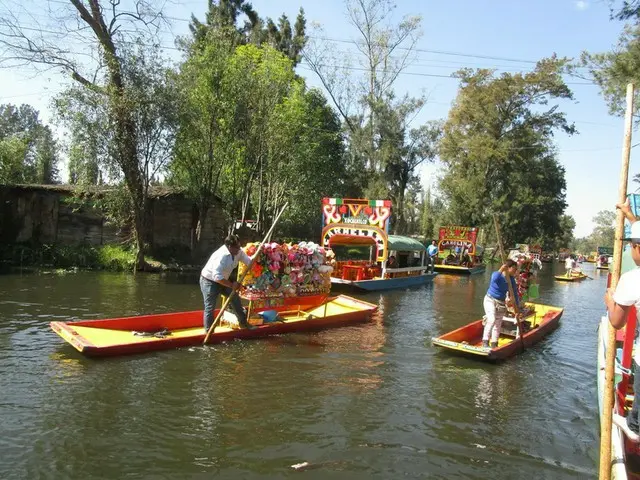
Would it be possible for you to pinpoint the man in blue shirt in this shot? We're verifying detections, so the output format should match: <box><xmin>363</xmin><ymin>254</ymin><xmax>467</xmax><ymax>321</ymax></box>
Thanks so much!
<box><xmin>482</xmin><ymin>259</ymin><xmax>520</xmax><ymax>348</ymax></box>
<box><xmin>426</xmin><ymin>240</ymin><xmax>438</xmax><ymax>273</ymax></box>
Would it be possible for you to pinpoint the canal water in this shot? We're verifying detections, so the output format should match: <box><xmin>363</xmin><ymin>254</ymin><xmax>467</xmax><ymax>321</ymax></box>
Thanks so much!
<box><xmin>0</xmin><ymin>263</ymin><xmax>606</xmax><ymax>479</ymax></box>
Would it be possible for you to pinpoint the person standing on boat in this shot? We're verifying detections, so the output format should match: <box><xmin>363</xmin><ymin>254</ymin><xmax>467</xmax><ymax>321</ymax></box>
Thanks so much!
<box><xmin>427</xmin><ymin>240</ymin><xmax>438</xmax><ymax>273</ymax></box>
<box><xmin>564</xmin><ymin>255</ymin><xmax>574</xmax><ymax>277</ymax></box>
<box><xmin>200</xmin><ymin>234</ymin><xmax>254</xmax><ymax>332</ymax></box>
<box><xmin>606</xmin><ymin>198</ymin><xmax>640</xmax><ymax>442</ymax></box>
<box><xmin>482</xmin><ymin>259</ymin><xmax>520</xmax><ymax>349</ymax></box>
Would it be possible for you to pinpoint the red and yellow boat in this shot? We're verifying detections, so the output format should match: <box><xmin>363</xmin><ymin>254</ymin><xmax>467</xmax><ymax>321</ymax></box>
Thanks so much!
<box><xmin>554</xmin><ymin>272</ymin><xmax>588</xmax><ymax>282</ymax></box>
<box><xmin>431</xmin><ymin>303</ymin><xmax>563</xmax><ymax>361</ymax></box>
<box><xmin>50</xmin><ymin>294</ymin><xmax>377</xmax><ymax>358</ymax></box>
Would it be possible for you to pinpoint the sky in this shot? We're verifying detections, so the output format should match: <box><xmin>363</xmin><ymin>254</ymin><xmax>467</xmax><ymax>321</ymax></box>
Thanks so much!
<box><xmin>0</xmin><ymin>0</ymin><xmax>635</xmax><ymax>237</ymax></box>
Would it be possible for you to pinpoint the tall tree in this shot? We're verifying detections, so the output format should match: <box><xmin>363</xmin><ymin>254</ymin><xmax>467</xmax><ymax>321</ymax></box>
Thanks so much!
<box><xmin>189</xmin><ymin>0</ymin><xmax>307</xmax><ymax>65</ymax></box>
<box><xmin>304</xmin><ymin>0</ymin><xmax>428</xmax><ymax>227</ymax></box>
<box><xmin>438</xmin><ymin>58</ymin><xmax>575</xmax><ymax>247</ymax></box>
<box><xmin>0</xmin><ymin>0</ymin><xmax>168</xmax><ymax>271</ymax></box>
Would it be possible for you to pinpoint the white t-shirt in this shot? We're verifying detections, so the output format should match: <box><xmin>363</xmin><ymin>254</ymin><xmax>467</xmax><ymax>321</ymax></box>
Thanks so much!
<box><xmin>613</xmin><ymin>267</ymin><xmax>640</xmax><ymax>363</ymax></box>
<box><xmin>565</xmin><ymin>258</ymin><xmax>573</xmax><ymax>269</ymax></box>
<box><xmin>201</xmin><ymin>245</ymin><xmax>252</xmax><ymax>282</ymax></box>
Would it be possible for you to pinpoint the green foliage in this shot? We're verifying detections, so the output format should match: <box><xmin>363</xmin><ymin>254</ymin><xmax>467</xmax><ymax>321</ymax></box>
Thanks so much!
<box><xmin>0</xmin><ymin>243</ymin><xmax>146</xmax><ymax>271</ymax></box>
<box><xmin>580</xmin><ymin>25</ymin><xmax>640</xmax><ymax>122</ymax></box>
<box><xmin>0</xmin><ymin>104</ymin><xmax>59</xmax><ymax>184</ymax></box>
<box><xmin>610</xmin><ymin>0</ymin><xmax>640</xmax><ymax>21</ymax></box>
<box><xmin>171</xmin><ymin>36</ymin><xmax>347</xmax><ymax>247</ymax></box>
<box><xmin>438</xmin><ymin>57</ymin><xmax>575</xmax><ymax>247</ymax></box>
<box><xmin>189</xmin><ymin>0</ymin><xmax>307</xmax><ymax>65</ymax></box>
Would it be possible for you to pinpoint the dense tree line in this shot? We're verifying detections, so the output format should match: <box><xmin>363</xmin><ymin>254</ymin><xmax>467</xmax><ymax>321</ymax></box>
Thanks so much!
<box><xmin>12</xmin><ymin>0</ymin><xmax>636</xmax><ymax>268</ymax></box>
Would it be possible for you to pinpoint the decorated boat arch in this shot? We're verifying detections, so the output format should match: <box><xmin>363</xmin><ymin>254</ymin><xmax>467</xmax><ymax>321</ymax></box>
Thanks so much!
<box><xmin>433</xmin><ymin>225</ymin><xmax>486</xmax><ymax>275</ymax></box>
<box><xmin>320</xmin><ymin>197</ymin><xmax>437</xmax><ymax>290</ymax></box>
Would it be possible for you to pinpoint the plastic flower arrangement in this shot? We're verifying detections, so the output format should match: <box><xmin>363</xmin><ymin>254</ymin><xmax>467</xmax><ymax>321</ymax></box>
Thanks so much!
<box><xmin>238</xmin><ymin>241</ymin><xmax>334</xmax><ymax>297</ymax></box>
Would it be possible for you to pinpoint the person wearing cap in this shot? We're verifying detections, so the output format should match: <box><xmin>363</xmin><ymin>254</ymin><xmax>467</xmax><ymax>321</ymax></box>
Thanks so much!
<box><xmin>200</xmin><ymin>234</ymin><xmax>255</xmax><ymax>331</ymax></box>
<box><xmin>605</xmin><ymin>198</ymin><xmax>640</xmax><ymax>442</ymax></box>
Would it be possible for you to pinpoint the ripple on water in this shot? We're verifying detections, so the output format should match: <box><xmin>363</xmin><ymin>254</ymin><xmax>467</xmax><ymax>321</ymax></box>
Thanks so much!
<box><xmin>0</xmin><ymin>269</ymin><xmax>602</xmax><ymax>479</ymax></box>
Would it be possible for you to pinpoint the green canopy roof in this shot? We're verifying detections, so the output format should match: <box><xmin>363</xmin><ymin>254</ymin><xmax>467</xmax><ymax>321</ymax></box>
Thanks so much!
<box><xmin>387</xmin><ymin>235</ymin><xmax>426</xmax><ymax>252</ymax></box>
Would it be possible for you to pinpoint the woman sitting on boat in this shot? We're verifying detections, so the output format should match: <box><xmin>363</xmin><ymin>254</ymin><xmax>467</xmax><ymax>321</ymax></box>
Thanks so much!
<box><xmin>482</xmin><ymin>259</ymin><xmax>520</xmax><ymax>349</ymax></box>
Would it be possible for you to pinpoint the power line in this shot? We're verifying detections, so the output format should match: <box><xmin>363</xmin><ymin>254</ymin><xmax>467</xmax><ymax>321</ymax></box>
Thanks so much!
<box><xmin>3</xmin><ymin>3</ymin><xmax>594</xmax><ymax>73</ymax></box>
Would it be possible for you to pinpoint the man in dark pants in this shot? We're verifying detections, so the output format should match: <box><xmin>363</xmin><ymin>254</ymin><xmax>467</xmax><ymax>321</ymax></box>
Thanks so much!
<box><xmin>200</xmin><ymin>234</ymin><xmax>254</xmax><ymax>331</ymax></box>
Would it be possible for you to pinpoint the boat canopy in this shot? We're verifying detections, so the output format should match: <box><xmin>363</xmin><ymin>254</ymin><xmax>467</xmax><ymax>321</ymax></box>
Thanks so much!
<box><xmin>387</xmin><ymin>235</ymin><xmax>426</xmax><ymax>252</ymax></box>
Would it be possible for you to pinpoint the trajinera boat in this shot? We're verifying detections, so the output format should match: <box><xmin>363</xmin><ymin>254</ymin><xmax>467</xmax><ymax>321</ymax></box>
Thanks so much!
<box><xmin>431</xmin><ymin>302</ymin><xmax>563</xmax><ymax>361</ymax></box>
<box><xmin>320</xmin><ymin>197</ymin><xmax>437</xmax><ymax>290</ymax></box>
<box><xmin>50</xmin><ymin>294</ymin><xmax>377</xmax><ymax>357</ymax></box>
<box><xmin>554</xmin><ymin>272</ymin><xmax>588</xmax><ymax>282</ymax></box>
<box><xmin>433</xmin><ymin>225</ymin><xmax>486</xmax><ymax>275</ymax></box>
<box><xmin>597</xmin><ymin>193</ymin><xmax>640</xmax><ymax>480</ymax></box>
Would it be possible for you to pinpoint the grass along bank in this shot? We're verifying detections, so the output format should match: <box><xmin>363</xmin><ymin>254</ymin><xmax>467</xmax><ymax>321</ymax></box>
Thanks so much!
<box><xmin>0</xmin><ymin>243</ymin><xmax>167</xmax><ymax>272</ymax></box>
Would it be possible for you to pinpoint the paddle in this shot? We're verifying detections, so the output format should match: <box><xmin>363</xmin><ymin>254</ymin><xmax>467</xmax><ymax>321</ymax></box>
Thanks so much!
<box><xmin>203</xmin><ymin>202</ymin><xmax>289</xmax><ymax>345</ymax></box>
<box><xmin>600</xmin><ymin>82</ymin><xmax>634</xmax><ymax>480</ymax></box>
<box><xmin>492</xmin><ymin>214</ymin><xmax>526</xmax><ymax>353</ymax></box>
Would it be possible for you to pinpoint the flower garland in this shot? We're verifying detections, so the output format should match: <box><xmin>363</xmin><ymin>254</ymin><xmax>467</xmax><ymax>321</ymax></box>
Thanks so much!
<box><xmin>238</xmin><ymin>241</ymin><xmax>334</xmax><ymax>297</ymax></box>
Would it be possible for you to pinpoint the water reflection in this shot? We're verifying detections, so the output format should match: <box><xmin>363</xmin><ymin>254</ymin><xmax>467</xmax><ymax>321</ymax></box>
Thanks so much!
<box><xmin>0</xmin><ymin>269</ymin><xmax>604</xmax><ymax>479</ymax></box>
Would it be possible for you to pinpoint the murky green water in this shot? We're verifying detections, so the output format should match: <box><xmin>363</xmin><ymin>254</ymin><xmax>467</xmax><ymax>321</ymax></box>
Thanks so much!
<box><xmin>0</xmin><ymin>263</ymin><xmax>604</xmax><ymax>479</ymax></box>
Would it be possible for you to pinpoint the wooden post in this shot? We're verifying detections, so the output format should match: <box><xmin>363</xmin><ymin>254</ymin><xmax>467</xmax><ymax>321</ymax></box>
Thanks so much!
<box><xmin>600</xmin><ymin>83</ymin><xmax>635</xmax><ymax>480</ymax></box>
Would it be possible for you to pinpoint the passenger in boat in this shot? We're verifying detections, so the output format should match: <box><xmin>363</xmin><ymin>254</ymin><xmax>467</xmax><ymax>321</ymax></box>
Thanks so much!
<box><xmin>482</xmin><ymin>259</ymin><xmax>520</xmax><ymax>349</ymax></box>
<box><xmin>427</xmin><ymin>240</ymin><xmax>438</xmax><ymax>273</ymax></box>
<box><xmin>606</xmin><ymin>199</ymin><xmax>640</xmax><ymax>442</ymax></box>
<box><xmin>200</xmin><ymin>234</ymin><xmax>255</xmax><ymax>332</ymax></box>
<box><xmin>387</xmin><ymin>255</ymin><xmax>397</xmax><ymax>268</ymax></box>
<box><xmin>461</xmin><ymin>248</ymin><xmax>472</xmax><ymax>267</ymax></box>
<box><xmin>443</xmin><ymin>250</ymin><xmax>457</xmax><ymax>265</ymax></box>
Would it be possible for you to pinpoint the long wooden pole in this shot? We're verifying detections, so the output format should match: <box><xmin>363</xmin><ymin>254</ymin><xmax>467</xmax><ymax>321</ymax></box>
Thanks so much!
<box><xmin>600</xmin><ymin>83</ymin><xmax>635</xmax><ymax>480</ymax></box>
<box><xmin>492</xmin><ymin>214</ymin><xmax>526</xmax><ymax>353</ymax></box>
<box><xmin>203</xmin><ymin>202</ymin><xmax>289</xmax><ymax>345</ymax></box>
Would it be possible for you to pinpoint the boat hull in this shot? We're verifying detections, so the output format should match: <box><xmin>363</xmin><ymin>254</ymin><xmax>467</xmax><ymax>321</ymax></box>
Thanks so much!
<box><xmin>51</xmin><ymin>295</ymin><xmax>377</xmax><ymax>358</ymax></box>
<box><xmin>554</xmin><ymin>274</ymin><xmax>588</xmax><ymax>282</ymax></box>
<box><xmin>330</xmin><ymin>272</ymin><xmax>437</xmax><ymax>291</ymax></box>
<box><xmin>597</xmin><ymin>316</ymin><xmax>628</xmax><ymax>480</ymax></box>
<box><xmin>434</xmin><ymin>264</ymin><xmax>486</xmax><ymax>275</ymax></box>
<box><xmin>431</xmin><ymin>303</ymin><xmax>563</xmax><ymax>361</ymax></box>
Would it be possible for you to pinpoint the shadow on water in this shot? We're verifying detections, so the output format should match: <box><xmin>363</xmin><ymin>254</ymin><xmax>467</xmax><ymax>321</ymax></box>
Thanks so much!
<box><xmin>0</xmin><ymin>264</ymin><xmax>602</xmax><ymax>479</ymax></box>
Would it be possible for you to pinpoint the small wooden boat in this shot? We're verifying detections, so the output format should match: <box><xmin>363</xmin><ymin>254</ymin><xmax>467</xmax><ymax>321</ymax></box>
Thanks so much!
<box><xmin>431</xmin><ymin>303</ymin><xmax>563</xmax><ymax>361</ymax></box>
<box><xmin>433</xmin><ymin>263</ymin><xmax>486</xmax><ymax>275</ymax></box>
<box><xmin>50</xmin><ymin>294</ymin><xmax>377</xmax><ymax>357</ymax></box>
<box><xmin>554</xmin><ymin>272</ymin><xmax>588</xmax><ymax>282</ymax></box>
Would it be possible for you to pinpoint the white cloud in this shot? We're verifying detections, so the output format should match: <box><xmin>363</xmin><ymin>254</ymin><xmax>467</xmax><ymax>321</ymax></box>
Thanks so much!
<box><xmin>574</xmin><ymin>0</ymin><xmax>589</xmax><ymax>11</ymax></box>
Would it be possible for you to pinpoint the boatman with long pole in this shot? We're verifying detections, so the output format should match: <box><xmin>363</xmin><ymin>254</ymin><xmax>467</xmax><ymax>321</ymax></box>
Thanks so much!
<box><xmin>200</xmin><ymin>234</ymin><xmax>255</xmax><ymax>332</ymax></box>
<box><xmin>606</xmin><ymin>199</ymin><xmax>640</xmax><ymax>443</ymax></box>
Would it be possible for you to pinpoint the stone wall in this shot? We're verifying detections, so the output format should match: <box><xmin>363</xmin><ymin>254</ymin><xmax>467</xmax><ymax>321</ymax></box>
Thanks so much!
<box><xmin>0</xmin><ymin>185</ymin><xmax>226</xmax><ymax>256</ymax></box>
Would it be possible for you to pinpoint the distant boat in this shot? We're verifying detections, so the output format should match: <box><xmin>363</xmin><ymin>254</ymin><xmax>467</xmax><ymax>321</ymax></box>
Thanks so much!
<box><xmin>320</xmin><ymin>198</ymin><xmax>437</xmax><ymax>291</ymax></box>
<box><xmin>554</xmin><ymin>272</ymin><xmax>588</xmax><ymax>282</ymax></box>
<box><xmin>433</xmin><ymin>225</ymin><xmax>486</xmax><ymax>275</ymax></box>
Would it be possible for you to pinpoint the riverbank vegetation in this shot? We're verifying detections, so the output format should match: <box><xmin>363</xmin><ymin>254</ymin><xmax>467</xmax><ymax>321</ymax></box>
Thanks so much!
<box><xmin>1</xmin><ymin>0</ymin><xmax>636</xmax><ymax>270</ymax></box>
<box><xmin>0</xmin><ymin>243</ymin><xmax>164</xmax><ymax>272</ymax></box>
